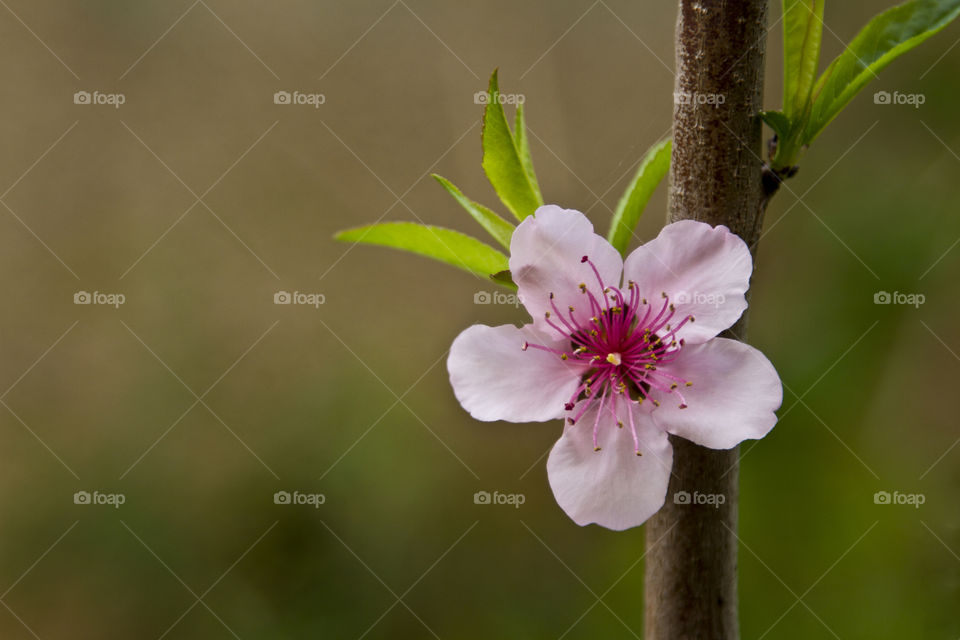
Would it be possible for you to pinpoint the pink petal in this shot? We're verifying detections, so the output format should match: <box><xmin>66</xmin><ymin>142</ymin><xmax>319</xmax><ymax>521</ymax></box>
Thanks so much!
<box><xmin>547</xmin><ymin>403</ymin><xmax>673</xmax><ymax>530</ymax></box>
<box><xmin>651</xmin><ymin>338</ymin><xmax>782</xmax><ymax>449</ymax></box>
<box><xmin>448</xmin><ymin>324</ymin><xmax>584</xmax><ymax>423</ymax></box>
<box><xmin>622</xmin><ymin>220</ymin><xmax>752</xmax><ymax>343</ymax></box>
<box><xmin>510</xmin><ymin>206</ymin><xmax>623</xmax><ymax>331</ymax></box>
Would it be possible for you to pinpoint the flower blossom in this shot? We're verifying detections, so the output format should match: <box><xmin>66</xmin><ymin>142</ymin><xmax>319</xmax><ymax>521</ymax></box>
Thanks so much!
<box><xmin>448</xmin><ymin>206</ymin><xmax>782</xmax><ymax>530</ymax></box>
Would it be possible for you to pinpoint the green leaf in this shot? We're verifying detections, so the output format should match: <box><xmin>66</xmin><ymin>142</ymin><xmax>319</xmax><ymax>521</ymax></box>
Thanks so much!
<box><xmin>760</xmin><ymin>110</ymin><xmax>793</xmax><ymax>141</ymax></box>
<box><xmin>606</xmin><ymin>139</ymin><xmax>671</xmax><ymax>256</ymax></box>
<box><xmin>481</xmin><ymin>70</ymin><xmax>544</xmax><ymax>220</ymax></box>
<box><xmin>335</xmin><ymin>222</ymin><xmax>508</xmax><ymax>278</ymax></box>
<box><xmin>513</xmin><ymin>103</ymin><xmax>543</xmax><ymax>203</ymax></box>
<box><xmin>804</xmin><ymin>0</ymin><xmax>960</xmax><ymax>144</ymax></box>
<box><xmin>431</xmin><ymin>174</ymin><xmax>515</xmax><ymax>250</ymax></box>
<box><xmin>760</xmin><ymin>110</ymin><xmax>805</xmax><ymax>168</ymax></box>
<box><xmin>782</xmin><ymin>0</ymin><xmax>825</xmax><ymax>120</ymax></box>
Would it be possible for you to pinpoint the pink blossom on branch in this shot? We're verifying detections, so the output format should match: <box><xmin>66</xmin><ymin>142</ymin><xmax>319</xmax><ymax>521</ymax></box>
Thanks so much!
<box><xmin>448</xmin><ymin>206</ymin><xmax>782</xmax><ymax>530</ymax></box>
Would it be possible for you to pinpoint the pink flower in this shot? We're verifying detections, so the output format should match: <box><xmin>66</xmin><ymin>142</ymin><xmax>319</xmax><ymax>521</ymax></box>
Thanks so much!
<box><xmin>448</xmin><ymin>206</ymin><xmax>782</xmax><ymax>530</ymax></box>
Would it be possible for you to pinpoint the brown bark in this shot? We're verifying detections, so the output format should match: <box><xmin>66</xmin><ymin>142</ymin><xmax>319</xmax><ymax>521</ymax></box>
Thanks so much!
<box><xmin>644</xmin><ymin>2</ymin><xmax>769</xmax><ymax>639</ymax></box>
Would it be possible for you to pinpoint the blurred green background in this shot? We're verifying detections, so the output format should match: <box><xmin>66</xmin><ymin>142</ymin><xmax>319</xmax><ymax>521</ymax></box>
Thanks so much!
<box><xmin>1</xmin><ymin>1</ymin><xmax>958</xmax><ymax>637</ymax></box>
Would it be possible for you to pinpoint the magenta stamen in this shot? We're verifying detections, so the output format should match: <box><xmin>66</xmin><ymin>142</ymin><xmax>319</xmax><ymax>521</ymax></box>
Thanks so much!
<box><xmin>523</xmin><ymin>281</ymin><xmax>696</xmax><ymax>454</ymax></box>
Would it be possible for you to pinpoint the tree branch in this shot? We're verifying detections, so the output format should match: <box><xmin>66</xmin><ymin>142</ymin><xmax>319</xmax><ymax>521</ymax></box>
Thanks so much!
<box><xmin>644</xmin><ymin>2</ymin><xmax>769</xmax><ymax>639</ymax></box>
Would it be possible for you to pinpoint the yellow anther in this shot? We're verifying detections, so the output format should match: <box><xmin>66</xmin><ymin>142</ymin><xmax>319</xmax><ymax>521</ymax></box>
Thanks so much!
<box><xmin>606</xmin><ymin>352</ymin><xmax>622</xmax><ymax>365</ymax></box>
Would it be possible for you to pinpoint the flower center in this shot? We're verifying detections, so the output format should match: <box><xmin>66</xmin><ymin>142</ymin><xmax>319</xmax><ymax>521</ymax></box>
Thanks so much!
<box><xmin>522</xmin><ymin>255</ymin><xmax>695</xmax><ymax>455</ymax></box>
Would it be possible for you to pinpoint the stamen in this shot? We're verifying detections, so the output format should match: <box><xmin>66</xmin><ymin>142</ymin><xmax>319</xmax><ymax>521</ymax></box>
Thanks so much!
<box><xmin>523</xmin><ymin>266</ymin><xmax>697</xmax><ymax>458</ymax></box>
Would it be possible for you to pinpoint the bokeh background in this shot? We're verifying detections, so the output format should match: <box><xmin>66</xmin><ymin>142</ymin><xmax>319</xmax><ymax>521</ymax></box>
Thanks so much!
<box><xmin>1</xmin><ymin>1</ymin><xmax>958</xmax><ymax>638</ymax></box>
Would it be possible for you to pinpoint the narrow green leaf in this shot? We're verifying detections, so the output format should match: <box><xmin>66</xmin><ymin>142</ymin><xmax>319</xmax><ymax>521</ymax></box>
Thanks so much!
<box><xmin>607</xmin><ymin>139</ymin><xmax>671</xmax><ymax>256</ymax></box>
<box><xmin>760</xmin><ymin>110</ymin><xmax>793</xmax><ymax>141</ymax></box>
<box><xmin>335</xmin><ymin>222</ymin><xmax>508</xmax><ymax>278</ymax></box>
<box><xmin>481</xmin><ymin>70</ymin><xmax>544</xmax><ymax>220</ymax></box>
<box><xmin>760</xmin><ymin>110</ymin><xmax>806</xmax><ymax>168</ymax></box>
<box><xmin>804</xmin><ymin>0</ymin><xmax>960</xmax><ymax>144</ymax></box>
<box><xmin>513</xmin><ymin>103</ymin><xmax>543</xmax><ymax>203</ymax></box>
<box><xmin>782</xmin><ymin>0</ymin><xmax>825</xmax><ymax>120</ymax></box>
<box><xmin>432</xmin><ymin>174</ymin><xmax>515</xmax><ymax>250</ymax></box>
